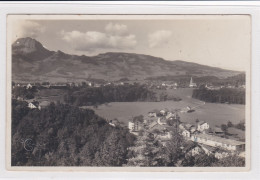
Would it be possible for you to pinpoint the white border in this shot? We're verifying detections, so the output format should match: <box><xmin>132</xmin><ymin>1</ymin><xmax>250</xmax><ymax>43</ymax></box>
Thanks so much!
<box><xmin>1</xmin><ymin>1</ymin><xmax>260</xmax><ymax>179</ymax></box>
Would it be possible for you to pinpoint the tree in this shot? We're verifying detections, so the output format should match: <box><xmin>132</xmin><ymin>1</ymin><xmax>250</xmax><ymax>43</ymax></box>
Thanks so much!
<box><xmin>127</xmin><ymin>131</ymin><xmax>164</xmax><ymax>166</ymax></box>
<box><xmin>213</xmin><ymin>155</ymin><xmax>245</xmax><ymax>167</ymax></box>
<box><xmin>163</xmin><ymin>129</ymin><xmax>185</xmax><ymax>166</ymax></box>
<box><xmin>193</xmin><ymin>153</ymin><xmax>218</xmax><ymax>167</ymax></box>
<box><xmin>195</xmin><ymin>119</ymin><xmax>199</xmax><ymax>124</ymax></box>
<box><xmin>221</xmin><ymin>124</ymin><xmax>228</xmax><ymax>135</ymax></box>
<box><xmin>11</xmin><ymin>103</ymin><xmax>135</xmax><ymax>166</ymax></box>
<box><xmin>227</xmin><ymin>121</ymin><xmax>233</xmax><ymax>128</ymax></box>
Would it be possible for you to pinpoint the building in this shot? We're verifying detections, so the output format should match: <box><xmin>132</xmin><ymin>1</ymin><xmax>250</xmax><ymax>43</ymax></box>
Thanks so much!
<box><xmin>158</xmin><ymin>117</ymin><xmax>167</xmax><ymax>125</ymax></box>
<box><xmin>189</xmin><ymin>77</ymin><xmax>197</xmax><ymax>88</ymax></box>
<box><xmin>28</xmin><ymin>101</ymin><xmax>41</xmax><ymax>110</ymax></box>
<box><xmin>191</xmin><ymin>133</ymin><xmax>245</xmax><ymax>151</ymax></box>
<box><xmin>200</xmin><ymin>144</ymin><xmax>230</xmax><ymax>159</ymax></box>
<box><xmin>148</xmin><ymin>111</ymin><xmax>157</xmax><ymax>118</ymax></box>
<box><xmin>108</xmin><ymin>119</ymin><xmax>119</xmax><ymax>127</ymax></box>
<box><xmin>26</xmin><ymin>83</ymin><xmax>33</xmax><ymax>89</ymax></box>
<box><xmin>197</xmin><ymin>121</ymin><xmax>209</xmax><ymax>132</ymax></box>
<box><xmin>149</xmin><ymin>124</ymin><xmax>172</xmax><ymax>140</ymax></box>
<box><xmin>128</xmin><ymin>119</ymin><xmax>144</xmax><ymax>132</ymax></box>
<box><xmin>182</xmin><ymin>129</ymin><xmax>191</xmax><ymax>138</ymax></box>
<box><xmin>160</xmin><ymin>109</ymin><xmax>167</xmax><ymax>116</ymax></box>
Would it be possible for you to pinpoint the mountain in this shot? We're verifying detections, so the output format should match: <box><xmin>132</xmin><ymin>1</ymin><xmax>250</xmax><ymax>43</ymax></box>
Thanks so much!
<box><xmin>12</xmin><ymin>37</ymin><xmax>242</xmax><ymax>82</ymax></box>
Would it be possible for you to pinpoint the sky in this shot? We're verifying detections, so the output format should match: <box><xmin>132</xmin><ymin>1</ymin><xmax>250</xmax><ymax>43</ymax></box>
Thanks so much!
<box><xmin>10</xmin><ymin>15</ymin><xmax>250</xmax><ymax>71</ymax></box>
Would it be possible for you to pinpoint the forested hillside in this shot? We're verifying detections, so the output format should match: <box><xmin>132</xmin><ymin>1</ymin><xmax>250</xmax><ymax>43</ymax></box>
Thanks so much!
<box><xmin>12</xmin><ymin>100</ymin><xmax>136</xmax><ymax>166</ymax></box>
<box><xmin>192</xmin><ymin>87</ymin><xmax>245</xmax><ymax>104</ymax></box>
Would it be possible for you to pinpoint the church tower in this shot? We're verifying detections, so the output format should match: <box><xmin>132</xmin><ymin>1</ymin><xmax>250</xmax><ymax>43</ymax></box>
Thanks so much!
<box><xmin>189</xmin><ymin>77</ymin><xmax>197</xmax><ymax>88</ymax></box>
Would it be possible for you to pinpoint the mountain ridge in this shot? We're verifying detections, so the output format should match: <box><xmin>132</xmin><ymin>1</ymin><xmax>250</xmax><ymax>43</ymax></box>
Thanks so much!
<box><xmin>12</xmin><ymin>37</ymin><xmax>243</xmax><ymax>82</ymax></box>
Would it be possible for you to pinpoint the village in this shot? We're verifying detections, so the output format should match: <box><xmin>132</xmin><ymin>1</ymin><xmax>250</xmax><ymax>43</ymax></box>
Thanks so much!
<box><xmin>12</xmin><ymin>77</ymin><xmax>246</xmax><ymax>161</ymax></box>
<box><xmin>125</xmin><ymin>107</ymin><xmax>245</xmax><ymax>160</ymax></box>
<box><xmin>12</xmin><ymin>76</ymin><xmax>245</xmax><ymax>109</ymax></box>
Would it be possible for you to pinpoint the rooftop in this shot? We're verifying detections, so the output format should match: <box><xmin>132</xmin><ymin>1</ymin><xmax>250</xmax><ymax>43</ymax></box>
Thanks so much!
<box><xmin>194</xmin><ymin>133</ymin><xmax>245</xmax><ymax>146</ymax></box>
<box><xmin>198</xmin><ymin>121</ymin><xmax>206</xmax><ymax>125</ymax></box>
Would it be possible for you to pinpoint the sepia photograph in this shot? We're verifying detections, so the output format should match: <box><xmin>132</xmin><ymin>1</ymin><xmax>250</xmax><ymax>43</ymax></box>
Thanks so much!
<box><xmin>6</xmin><ymin>15</ymin><xmax>251</xmax><ymax>171</ymax></box>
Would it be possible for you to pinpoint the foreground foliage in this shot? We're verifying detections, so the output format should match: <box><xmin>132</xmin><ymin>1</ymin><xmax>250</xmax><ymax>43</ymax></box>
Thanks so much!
<box><xmin>12</xmin><ymin>100</ymin><xmax>135</xmax><ymax>166</ymax></box>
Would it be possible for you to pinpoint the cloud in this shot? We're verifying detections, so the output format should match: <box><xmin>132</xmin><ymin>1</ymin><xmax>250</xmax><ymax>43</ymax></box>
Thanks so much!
<box><xmin>60</xmin><ymin>23</ymin><xmax>137</xmax><ymax>51</ymax></box>
<box><xmin>148</xmin><ymin>30</ymin><xmax>172</xmax><ymax>48</ymax></box>
<box><xmin>12</xmin><ymin>20</ymin><xmax>45</xmax><ymax>41</ymax></box>
<box><xmin>105</xmin><ymin>23</ymin><xmax>128</xmax><ymax>36</ymax></box>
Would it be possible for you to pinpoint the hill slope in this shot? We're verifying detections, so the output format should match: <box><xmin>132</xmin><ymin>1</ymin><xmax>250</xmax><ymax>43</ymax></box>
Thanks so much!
<box><xmin>12</xmin><ymin>37</ymin><xmax>242</xmax><ymax>82</ymax></box>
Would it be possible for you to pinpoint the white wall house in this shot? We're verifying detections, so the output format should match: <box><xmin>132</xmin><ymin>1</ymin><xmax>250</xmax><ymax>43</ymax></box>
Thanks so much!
<box><xmin>128</xmin><ymin>120</ymin><xmax>143</xmax><ymax>132</ymax></box>
<box><xmin>182</xmin><ymin>129</ymin><xmax>191</xmax><ymax>138</ymax></box>
<box><xmin>157</xmin><ymin>117</ymin><xmax>167</xmax><ymax>125</ymax></box>
<box><xmin>26</xmin><ymin>83</ymin><xmax>33</xmax><ymax>89</ymax></box>
<box><xmin>191</xmin><ymin>134</ymin><xmax>245</xmax><ymax>151</ymax></box>
<box><xmin>128</xmin><ymin>121</ymin><xmax>135</xmax><ymax>131</ymax></box>
<box><xmin>197</xmin><ymin>121</ymin><xmax>209</xmax><ymax>132</ymax></box>
<box><xmin>28</xmin><ymin>102</ymin><xmax>41</xmax><ymax>110</ymax></box>
<box><xmin>160</xmin><ymin>109</ymin><xmax>167</xmax><ymax>116</ymax></box>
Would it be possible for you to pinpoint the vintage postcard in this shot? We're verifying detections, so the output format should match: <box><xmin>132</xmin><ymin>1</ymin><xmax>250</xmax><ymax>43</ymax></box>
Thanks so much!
<box><xmin>6</xmin><ymin>15</ymin><xmax>251</xmax><ymax>171</ymax></box>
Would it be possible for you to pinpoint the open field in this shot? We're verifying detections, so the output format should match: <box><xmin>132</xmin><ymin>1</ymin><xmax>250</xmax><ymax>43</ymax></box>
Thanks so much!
<box><xmin>86</xmin><ymin>88</ymin><xmax>245</xmax><ymax>128</ymax></box>
<box><xmin>35</xmin><ymin>88</ymin><xmax>67</xmax><ymax>103</ymax></box>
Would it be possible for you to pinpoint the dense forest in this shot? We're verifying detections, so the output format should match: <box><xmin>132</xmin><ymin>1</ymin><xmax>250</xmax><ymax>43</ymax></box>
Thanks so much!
<box><xmin>192</xmin><ymin>87</ymin><xmax>245</xmax><ymax>104</ymax></box>
<box><xmin>12</xmin><ymin>99</ymin><xmax>136</xmax><ymax>166</ymax></box>
<box><xmin>63</xmin><ymin>84</ymin><xmax>179</xmax><ymax>106</ymax></box>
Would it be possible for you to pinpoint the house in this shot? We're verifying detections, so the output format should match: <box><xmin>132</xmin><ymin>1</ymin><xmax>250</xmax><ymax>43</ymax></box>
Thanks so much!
<box><xmin>28</xmin><ymin>101</ymin><xmax>41</xmax><ymax>110</ymax></box>
<box><xmin>166</xmin><ymin>112</ymin><xmax>176</xmax><ymax>119</ymax></box>
<box><xmin>17</xmin><ymin>96</ymin><xmax>24</xmax><ymax>101</ymax></box>
<box><xmin>200</xmin><ymin>144</ymin><xmax>230</xmax><ymax>159</ymax></box>
<box><xmin>158</xmin><ymin>117</ymin><xmax>167</xmax><ymax>125</ymax></box>
<box><xmin>148</xmin><ymin>111</ymin><xmax>157</xmax><ymax>118</ymax></box>
<box><xmin>149</xmin><ymin>124</ymin><xmax>171</xmax><ymax>140</ymax></box>
<box><xmin>189</xmin><ymin>77</ymin><xmax>197</xmax><ymax>88</ymax></box>
<box><xmin>185</xmin><ymin>124</ymin><xmax>196</xmax><ymax>133</ymax></box>
<box><xmin>179</xmin><ymin>123</ymin><xmax>186</xmax><ymax>130</ymax></box>
<box><xmin>197</xmin><ymin>121</ymin><xmax>209</xmax><ymax>132</ymax></box>
<box><xmin>26</xmin><ymin>83</ymin><xmax>33</xmax><ymax>89</ymax></box>
<box><xmin>191</xmin><ymin>146</ymin><xmax>204</xmax><ymax>156</ymax></box>
<box><xmin>215</xmin><ymin>151</ymin><xmax>229</xmax><ymax>159</ymax></box>
<box><xmin>191</xmin><ymin>133</ymin><xmax>245</xmax><ymax>151</ymax></box>
<box><xmin>205</xmin><ymin>84</ymin><xmax>221</xmax><ymax>90</ymax></box>
<box><xmin>109</xmin><ymin>119</ymin><xmax>119</xmax><ymax>127</ymax></box>
<box><xmin>182</xmin><ymin>129</ymin><xmax>191</xmax><ymax>138</ymax></box>
<box><xmin>88</xmin><ymin>82</ymin><xmax>93</xmax><ymax>87</ymax></box>
<box><xmin>128</xmin><ymin>119</ymin><xmax>144</xmax><ymax>132</ymax></box>
<box><xmin>159</xmin><ymin>109</ymin><xmax>167</xmax><ymax>116</ymax></box>
<box><xmin>183</xmin><ymin>141</ymin><xmax>204</xmax><ymax>156</ymax></box>
<box><xmin>179</xmin><ymin>123</ymin><xmax>196</xmax><ymax>133</ymax></box>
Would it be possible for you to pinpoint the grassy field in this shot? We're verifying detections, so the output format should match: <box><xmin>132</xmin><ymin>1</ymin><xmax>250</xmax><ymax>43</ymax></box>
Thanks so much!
<box><xmin>35</xmin><ymin>88</ymin><xmax>67</xmax><ymax>103</ymax></box>
<box><xmin>86</xmin><ymin>88</ymin><xmax>245</xmax><ymax>128</ymax></box>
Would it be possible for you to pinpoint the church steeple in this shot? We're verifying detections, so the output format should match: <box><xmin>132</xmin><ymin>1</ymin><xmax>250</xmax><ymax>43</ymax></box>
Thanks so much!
<box><xmin>190</xmin><ymin>77</ymin><xmax>193</xmax><ymax>85</ymax></box>
<box><xmin>189</xmin><ymin>77</ymin><xmax>197</xmax><ymax>88</ymax></box>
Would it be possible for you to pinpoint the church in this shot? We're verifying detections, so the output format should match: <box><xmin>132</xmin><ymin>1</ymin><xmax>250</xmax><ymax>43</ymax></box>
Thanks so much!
<box><xmin>189</xmin><ymin>77</ymin><xmax>197</xmax><ymax>88</ymax></box>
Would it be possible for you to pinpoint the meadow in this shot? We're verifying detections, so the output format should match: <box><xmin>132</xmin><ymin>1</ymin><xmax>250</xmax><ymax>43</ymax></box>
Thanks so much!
<box><xmin>35</xmin><ymin>88</ymin><xmax>67</xmax><ymax>103</ymax></box>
